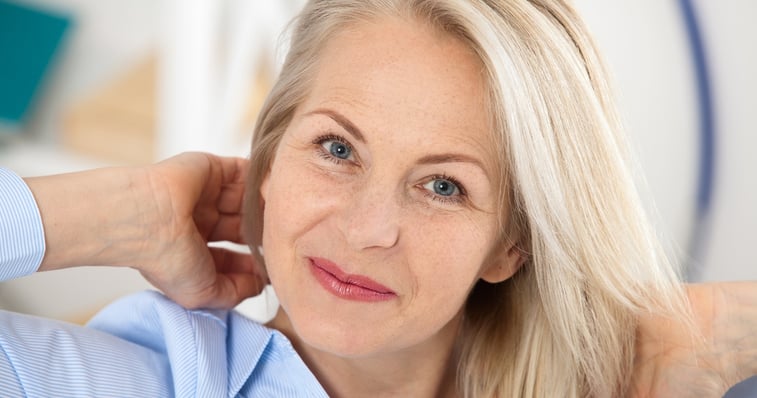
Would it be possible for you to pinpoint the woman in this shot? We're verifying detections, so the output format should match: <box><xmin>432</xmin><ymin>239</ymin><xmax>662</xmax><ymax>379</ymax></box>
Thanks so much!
<box><xmin>0</xmin><ymin>0</ymin><xmax>755</xmax><ymax>397</ymax></box>
<box><xmin>240</xmin><ymin>0</ymin><xmax>725</xmax><ymax>395</ymax></box>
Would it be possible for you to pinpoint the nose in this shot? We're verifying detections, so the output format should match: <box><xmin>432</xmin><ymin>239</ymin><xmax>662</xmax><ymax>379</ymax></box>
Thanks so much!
<box><xmin>338</xmin><ymin>178</ymin><xmax>401</xmax><ymax>251</ymax></box>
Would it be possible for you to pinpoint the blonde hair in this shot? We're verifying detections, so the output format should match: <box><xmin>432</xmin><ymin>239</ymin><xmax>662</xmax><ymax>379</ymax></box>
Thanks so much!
<box><xmin>244</xmin><ymin>1</ymin><xmax>689</xmax><ymax>396</ymax></box>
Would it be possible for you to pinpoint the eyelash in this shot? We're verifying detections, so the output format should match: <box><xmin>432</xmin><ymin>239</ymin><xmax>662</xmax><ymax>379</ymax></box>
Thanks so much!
<box><xmin>422</xmin><ymin>174</ymin><xmax>467</xmax><ymax>205</ymax></box>
<box><xmin>313</xmin><ymin>133</ymin><xmax>354</xmax><ymax>165</ymax></box>
<box><xmin>312</xmin><ymin>133</ymin><xmax>468</xmax><ymax>205</ymax></box>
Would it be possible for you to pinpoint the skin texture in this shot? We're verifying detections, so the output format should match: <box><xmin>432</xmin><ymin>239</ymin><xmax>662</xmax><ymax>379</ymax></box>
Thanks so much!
<box><xmin>260</xmin><ymin>17</ymin><xmax>521</xmax><ymax>398</ymax></box>
<box><xmin>631</xmin><ymin>283</ymin><xmax>757</xmax><ymax>397</ymax></box>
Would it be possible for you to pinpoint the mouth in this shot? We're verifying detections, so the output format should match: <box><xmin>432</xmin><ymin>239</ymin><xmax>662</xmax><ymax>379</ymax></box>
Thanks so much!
<box><xmin>308</xmin><ymin>257</ymin><xmax>397</xmax><ymax>302</ymax></box>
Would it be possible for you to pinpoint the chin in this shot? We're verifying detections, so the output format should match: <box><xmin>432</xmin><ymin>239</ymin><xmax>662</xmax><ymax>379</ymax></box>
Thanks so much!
<box><xmin>286</xmin><ymin>306</ymin><xmax>403</xmax><ymax>358</ymax></box>
<box><xmin>302</xmin><ymin>329</ymin><xmax>395</xmax><ymax>358</ymax></box>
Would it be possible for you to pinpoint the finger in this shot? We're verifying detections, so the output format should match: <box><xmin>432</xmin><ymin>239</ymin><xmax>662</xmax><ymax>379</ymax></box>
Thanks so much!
<box><xmin>213</xmin><ymin>155</ymin><xmax>249</xmax><ymax>186</ymax></box>
<box><xmin>193</xmin><ymin>209</ymin><xmax>243</xmax><ymax>243</ymax></box>
<box><xmin>164</xmin><ymin>152</ymin><xmax>216</xmax><ymax>199</ymax></box>
<box><xmin>217</xmin><ymin>272</ymin><xmax>268</xmax><ymax>308</ymax></box>
<box><xmin>217</xmin><ymin>180</ymin><xmax>247</xmax><ymax>215</ymax></box>
<box><xmin>209</xmin><ymin>246</ymin><xmax>264</xmax><ymax>276</ymax></box>
<box><xmin>192</xmin><ymin>155</ymin><xmax>247</xmax><ymax>208</ymax></box>
<box><xmin>209</xmin><ymin>155</ymin><xmax>248</xmax><ymax>214</ymax></box>
<box><xmin>163</xmin><ymin>251</ymin><xmax>266</xmax><ymax>310</ymax></box>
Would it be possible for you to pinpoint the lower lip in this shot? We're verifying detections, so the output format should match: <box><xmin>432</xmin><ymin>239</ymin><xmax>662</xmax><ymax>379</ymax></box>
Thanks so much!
<box><xmin>308</xmin><ymin>260</ymin><xmax>397</xmax><ymax>302</ymax></box>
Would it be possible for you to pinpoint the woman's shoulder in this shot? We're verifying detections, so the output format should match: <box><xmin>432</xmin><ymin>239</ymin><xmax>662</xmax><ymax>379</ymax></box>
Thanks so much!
<box><xmin>88</xmin><ymin>290</ymin><xmax>327</xmax><ymax>397</ymax></box>
<box><xmin>87</xmin><ymin>290</ymin><xmax>275</xmax><ymax>368</ymax></box>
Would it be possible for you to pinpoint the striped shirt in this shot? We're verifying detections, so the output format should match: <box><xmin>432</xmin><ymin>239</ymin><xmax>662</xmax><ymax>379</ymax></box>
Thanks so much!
<box><xmin>0</xmin><ymin>168</ymin><xmax>328</xmax><ymax>397</ymax></box>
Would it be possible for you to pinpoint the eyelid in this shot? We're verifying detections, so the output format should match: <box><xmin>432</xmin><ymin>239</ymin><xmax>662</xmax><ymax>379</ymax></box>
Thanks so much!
<box><xmin>420</xmin><ymin>174</ymin><xmax>468</xmax><ymax>205</ymax></box>
<box><xmin>314</xmin><ymin>133</ymin><xmax>350</xmax><ymax>147</ymax></box>
<box><xmin>313</xmin><ymin>133</ymin><xmax>358</xmax><ymax>164</ymax></box>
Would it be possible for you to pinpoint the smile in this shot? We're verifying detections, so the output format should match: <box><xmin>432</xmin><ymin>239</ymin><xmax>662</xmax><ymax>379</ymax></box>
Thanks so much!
<box><xmin>308</xmin><ymin>257</ymin><xmax>397</xmax><ymax>302</ymax></box>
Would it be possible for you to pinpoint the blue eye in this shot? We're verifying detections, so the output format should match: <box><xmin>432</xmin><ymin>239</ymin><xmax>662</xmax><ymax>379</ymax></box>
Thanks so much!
<box><xmin>321</xmin><ymin>139</ymin><xmax>352</xmax><ymax>160</ymax></box>
<box><xmin>423</xmin><ymin>178</ymin><xmax>460</xmax><ymax>197</ymax></box>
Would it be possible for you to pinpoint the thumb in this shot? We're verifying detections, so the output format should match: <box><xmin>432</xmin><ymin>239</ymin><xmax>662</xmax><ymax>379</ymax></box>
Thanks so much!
<box><xmin>198</xmin><ymin>247</ymin><xmax>268</xmax><ymax>309</ymax></box>
<box><xmin>201</xmin><ymin>271</ymin><xmax>268</xmax><ymax>309</ymax></box>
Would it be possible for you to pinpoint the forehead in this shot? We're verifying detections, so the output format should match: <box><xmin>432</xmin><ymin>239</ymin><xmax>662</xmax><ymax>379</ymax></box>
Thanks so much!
<box><xmin>301</xmin><ymin>16</ymin><xmax>498</xmax><ymax>169</ymax></box>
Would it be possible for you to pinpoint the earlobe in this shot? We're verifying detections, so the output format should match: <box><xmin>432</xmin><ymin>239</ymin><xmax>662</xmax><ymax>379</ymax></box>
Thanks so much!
<box><xmin>480</xmin><ymin>244</ymin><xmax>525</xmax><ymax>284</ymax></box>
<box><xmin>260</xmin><ymin>171</ymin><xmax>271</xmax><ymax>202</ymax></box>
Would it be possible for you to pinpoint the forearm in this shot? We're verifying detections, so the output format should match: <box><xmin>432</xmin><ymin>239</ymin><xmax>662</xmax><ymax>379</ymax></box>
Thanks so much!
<box><xmin>12</xmin><ymin>153</ymin><xmax>258</xmax><ymax>309</ymax></box>
<box><xmin>25</xmin><ymin>166</ymin><xmax>154</xmax><ymax>271</ymax></box>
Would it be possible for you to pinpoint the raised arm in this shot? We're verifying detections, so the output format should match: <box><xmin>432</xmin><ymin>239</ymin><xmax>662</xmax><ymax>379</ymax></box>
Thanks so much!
<box><xmin>3</xmin><ymin>152</ymin><xmax>265</xmax><ymax>309</ymax></box>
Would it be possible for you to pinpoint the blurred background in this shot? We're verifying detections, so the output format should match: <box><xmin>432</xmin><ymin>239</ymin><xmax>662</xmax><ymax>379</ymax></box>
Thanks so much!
<box><xmin>0</xmin><ymin>0</ymin><xmax>755</xmax><ymax>395</ymax></box>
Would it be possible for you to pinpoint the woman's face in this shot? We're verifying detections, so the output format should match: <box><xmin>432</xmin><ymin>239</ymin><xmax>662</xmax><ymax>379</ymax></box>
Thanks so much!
<box><xmin>260</xmin><ymin>17</ymin><xmax>520</xmax><ymax>357</ymax></box>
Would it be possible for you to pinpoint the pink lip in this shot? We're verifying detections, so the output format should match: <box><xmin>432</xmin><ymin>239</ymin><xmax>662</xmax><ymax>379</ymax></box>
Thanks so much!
<box><xmin>308</xmin><ymin>257</ymin><xmax>397</xmax><ymax>302</ymax></box>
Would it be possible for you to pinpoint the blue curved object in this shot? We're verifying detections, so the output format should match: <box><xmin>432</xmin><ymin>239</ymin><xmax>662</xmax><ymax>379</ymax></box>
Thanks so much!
<box><xmin>678</xmin><ymin>0</ymin><xmax>715</xmax><ymax>280</ymax></box>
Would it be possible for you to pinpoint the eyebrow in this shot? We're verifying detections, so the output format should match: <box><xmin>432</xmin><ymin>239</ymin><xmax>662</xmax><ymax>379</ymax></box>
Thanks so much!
<box><xmin>305</xmin><ymin>107</ymin><xmax>489</xmax><ymax>176</ymax></box>
<box><xmin>304</xmin><ymin>108</ymin><xmax>366</xmax><ymax>143</ymax></box>
<box><xmin>417</xmin><ymin>153</ymin><xmax>488</xmax><ymax>175</ymax></box>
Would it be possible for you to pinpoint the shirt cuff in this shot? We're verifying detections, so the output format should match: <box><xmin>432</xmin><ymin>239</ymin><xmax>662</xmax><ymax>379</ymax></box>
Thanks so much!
<box><xmin>0</xmin><ymin>168</ymin><xmax>45</xmax><ymax>281</ymax></box>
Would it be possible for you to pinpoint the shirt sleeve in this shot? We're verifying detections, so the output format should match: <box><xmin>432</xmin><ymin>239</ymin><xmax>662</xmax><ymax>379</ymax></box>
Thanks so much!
<box><xmin>0</xmin><ymin>291</ymin><xmax>195</xmax><ymax>397</ymax></box>
<box><xmin>0</xmin><ymin>168</ymin><xmax>45</xmax><ymax>281</ymax></box>
<box><xmin>0</xmin><ymin>306</ymin><xmax>173</xmax><ymax>398</ymax></box>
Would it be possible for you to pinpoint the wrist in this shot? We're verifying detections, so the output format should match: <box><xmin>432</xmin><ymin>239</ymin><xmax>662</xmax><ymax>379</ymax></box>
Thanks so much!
<box><xmin>28</xmin><ymin>166</ymin><xmax>155</xmax><ymax>270</ymax></box>
<box><xmin>724</xmin><ymin>283</ymin><xmax>757</xmax><ymax>382</ymax></box>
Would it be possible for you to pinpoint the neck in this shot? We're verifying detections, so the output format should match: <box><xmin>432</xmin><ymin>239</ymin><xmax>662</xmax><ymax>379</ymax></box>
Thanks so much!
<box><xmin>267</xmin><ymin>309</ymin><xmax>461</xmax><ymax>398</ymax></box>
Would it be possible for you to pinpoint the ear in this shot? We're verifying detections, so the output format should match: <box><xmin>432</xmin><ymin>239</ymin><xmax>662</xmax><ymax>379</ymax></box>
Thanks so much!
<box><xmin>260</xmin><ymin>170</ymin><xmax>271</xmax><ymax>202</ymax></box>
<box><xmin>245</xmin><ymin>169</ymin><xmax>270</xmax><ymax>249</ymax></box>
<box><xmin>480</xmin><ymin>242</ymin><xmax>526</xmax><ymax>284</ymax></box>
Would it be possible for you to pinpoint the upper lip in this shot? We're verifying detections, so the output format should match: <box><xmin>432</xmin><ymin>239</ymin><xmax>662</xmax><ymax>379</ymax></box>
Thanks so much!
<box><xmin>309</xmin><ymin>257</ymin><xmax>396</xmax><ymax>295</ymax></box>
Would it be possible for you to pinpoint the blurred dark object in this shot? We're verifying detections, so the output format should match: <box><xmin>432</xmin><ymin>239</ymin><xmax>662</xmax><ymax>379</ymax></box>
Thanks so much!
<box><xmin>724</xmin><ymin>376</ymin><xmax>757</xmax><ymax>398</ymax></box>
<box><xmin>0</xmin><ymin>0</ymin><xmax>70</xmax><ymax>131</ymax></box>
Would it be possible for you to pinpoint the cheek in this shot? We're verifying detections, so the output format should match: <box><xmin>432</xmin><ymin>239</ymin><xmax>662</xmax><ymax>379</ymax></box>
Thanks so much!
<box><xmin>386</xmin><ymin>220</ymin><xmax>492</xmax><ymax>345</ymax></box>
<box><xmin>260</xmin><ymin>155</ymin><xmax>349</xmax><ymax>266</ymax></box>
<box><xmin>264</xmin><ymin>156</ymin><xmax>331</xmax><ymax>229</ymax></box>
<box><xmin>262</xmin><ymin>158</ymin><xmax>325</xmax><ymax>309</ymax></box>
<box><xmin>404</xmin><ymin>215</ymin><xmax>494</xmax><ymax>307</ymax></box>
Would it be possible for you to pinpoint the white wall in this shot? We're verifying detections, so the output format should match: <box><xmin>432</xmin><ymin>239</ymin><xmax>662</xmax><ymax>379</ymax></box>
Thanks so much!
<box><xmin>573</xmin><ymin>0</ymin><xmax>757</xmax><ymax>283</ymax></box>
<box><xmin>693</xmin><ymin>1</ymin><xmax>757</xmax><ymax>282</ymax></box>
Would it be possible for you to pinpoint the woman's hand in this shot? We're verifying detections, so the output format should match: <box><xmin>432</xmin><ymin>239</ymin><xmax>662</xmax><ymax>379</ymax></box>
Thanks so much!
<box><xmin>135</xmin><ymin>152</ymin><xmax>266</xmax><ymax>309</ymax></box>
<box><xmin>27</xmin><ymin>152</ymin><xmax>266</xmax><ymax>309</ymax></box>
<box><xmin>629</xmin><ymin>282</ymin><xmax>757</xmax><ymax>397</ymax></box>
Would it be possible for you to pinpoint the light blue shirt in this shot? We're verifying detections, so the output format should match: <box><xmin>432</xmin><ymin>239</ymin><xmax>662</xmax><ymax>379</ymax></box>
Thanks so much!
<box><xmin>0</xmin><ymin>168</ymin><xmax>328</xmax><ymax>397</ymax></box>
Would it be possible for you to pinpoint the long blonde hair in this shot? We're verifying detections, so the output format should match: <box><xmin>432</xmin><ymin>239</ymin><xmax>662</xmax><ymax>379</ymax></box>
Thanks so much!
<box><xmin>244</xmin><ymin>1</ymin><xmax>688</xmax><ymax>396</ymax></box>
